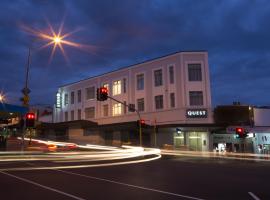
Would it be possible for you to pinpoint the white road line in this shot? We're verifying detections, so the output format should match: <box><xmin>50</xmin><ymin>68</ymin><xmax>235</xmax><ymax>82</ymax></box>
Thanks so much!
<box><xmin>56</xmin><ymin>169</ymin><xmax>206</xmax><ymax>200</ymax></box>
<box><xmin>0</xmin><ymin>171</ymin><xmax>86</xmax><ymax>200</ymax></box>
<box><xmin>248</xmin><ymin>192</ymin><xmax>261</xmax><ymax>200</ymax></box>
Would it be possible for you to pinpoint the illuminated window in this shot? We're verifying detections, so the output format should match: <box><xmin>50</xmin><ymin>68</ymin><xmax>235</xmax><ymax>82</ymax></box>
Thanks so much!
<box><xmin>112</xmin><ymin>103</ymin><xmax>122</xmax><ymax>116</ymax></box>
<box><xmin>113</xmin><ymin>80</ymin><xmax>121</xmax><ymax>96</ymax></box>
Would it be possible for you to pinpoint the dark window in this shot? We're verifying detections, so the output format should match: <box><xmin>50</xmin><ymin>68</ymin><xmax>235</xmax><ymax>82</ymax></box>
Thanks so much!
<box><xmin>188</xmin><ymin>64</ymin><xmax>202</xmax><ymax>81</ymax></box>
<box><xmin>137</xmin><ymin>74</ymin><xmax>144</xmax><ymax>90</ymax></box>
<box><xmin>137</xmin><ymin>98</ymin><xmax>145</xmax><ymax>112</ymax></box>
<box><xmin>71</xmin><ymin>92</ymin><xmax>74</xmax><ymax>104</ymax></box>
<box><xmin>123</xmin><ymin>78</ymin><xmax>127</xmax><ymax>93</ymax></box>
<box><xmin>64</xmin><ymin>111</ymin><xmax>68</xmax><ymax>121</ymax></box>
<box><xmin>64</xmin><ymin>94</ymin><xmax>68</xmax><ymax>106</ymax></box>
<box><xmin>189</xmin><ymin>91</ymin><xmax>203</xmax><ymax>106</ymax></box>
<box><xmin>154</xmin><ymin>69</ymin><xmax>163</xmax><ymax>86</ymax></box>
<box><xmin>103</xmin><ymin>105</ymin><xmax>109</xmax><ymax>117</ymax></box>
<box><xmin>77</xmin><ymin>109</ymin><xmax>81</xmax><ymax>120</ymax></box>
<box><xmin>71</xmin><ymin>110</ymin><xmax>74</xmax><ymax>121</ymax></box>
<box><xmin>85</xmin><ymin>107</ymin><xmax>95</xmax><ymax>118</ymax></box>
<box><xmin>77</xmin><ymin>90</ymin><xmax>81</xmax><ymax>103</ymax></box>
<box><xmin>170</xmin><ymin>93</ymin><xmax>175</xmax><ymax>108</ymax></box>
<box><xmin>169</xmin><ymin>66</ymin><xmax>174</xmax><ymax>84</ymax></box>
<box><xmin>86</xmin><ymin>86</ymin><xmax>95</xmax><ymax>100</ymax></box>
<box><xmin>155</xmin><ymin>95</ymin><xmax>163</xmax><ymax>109</ymax></box>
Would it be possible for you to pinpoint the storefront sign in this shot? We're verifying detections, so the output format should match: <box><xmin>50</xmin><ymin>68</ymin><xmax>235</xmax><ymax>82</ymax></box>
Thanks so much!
<box><xmin>186</xmin><ymin>109</ymin><xmax>207</xmax><ymax>118</ymax></box>
<box><xmin>56</xmin><ymin>92</ymin><xmax>62</xmax><ymax>108</ymax></box>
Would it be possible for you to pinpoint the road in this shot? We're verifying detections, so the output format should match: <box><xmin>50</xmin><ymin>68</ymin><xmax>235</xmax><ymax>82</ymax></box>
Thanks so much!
<box><xmin>0</xmin><ymin>154</ymin><xmax>269</xmax><ymax>200</ymax></box>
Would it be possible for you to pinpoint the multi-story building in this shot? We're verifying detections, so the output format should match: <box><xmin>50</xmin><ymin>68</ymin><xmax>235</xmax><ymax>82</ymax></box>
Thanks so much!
<box><xmin>52</xmin><ymin>51</ymin><xmax>214</xmax><ymax>150</ymax></box>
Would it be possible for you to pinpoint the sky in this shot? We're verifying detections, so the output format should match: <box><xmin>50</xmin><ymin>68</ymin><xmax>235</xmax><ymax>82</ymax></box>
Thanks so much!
<box><xmin>0</xmin><ymin>0</ymin><xmax>269</xmax><ymax>107</ymax></box>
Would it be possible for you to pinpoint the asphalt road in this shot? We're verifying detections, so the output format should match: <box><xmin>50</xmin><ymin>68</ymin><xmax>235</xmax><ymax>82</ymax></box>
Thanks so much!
<box><xmin>0</xmin><ymin>155</ymin><xmax>269</xmax><ymax>200</ymax></box>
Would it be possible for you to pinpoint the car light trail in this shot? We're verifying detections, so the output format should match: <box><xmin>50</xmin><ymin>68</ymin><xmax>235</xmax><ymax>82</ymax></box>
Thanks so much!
<box><xmin>0</xmin><ymin>138</ymin><xmax>161</xmax><ymax>171</ymax></box>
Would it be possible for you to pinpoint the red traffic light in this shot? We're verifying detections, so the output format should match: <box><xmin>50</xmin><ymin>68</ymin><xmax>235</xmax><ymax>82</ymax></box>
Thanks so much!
<box><xmin>101</xmin><ymin>87</ymin><xmax>108</xmax><ymax>94</ymax></box>
<box><xmin>140</xmin><ymin>119</ymin><xmax>145</xmax><ymax>125</ymax></box>
<box><xmin>236</xmin><ymin>127</ymin><xmax>244</xmax><ymax>134</ymax></box>
<box><xmin>26</xmin><ymin>113</ymin><xmax>35</xmax><ymax>119</ymax></box>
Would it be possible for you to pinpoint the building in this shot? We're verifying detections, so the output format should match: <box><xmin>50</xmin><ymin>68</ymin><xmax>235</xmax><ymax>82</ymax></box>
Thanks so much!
<box><xmin>213</xmin><ymin>105</ymin><xmax>270</xmax><ymax>153</ymax></box>
<box><xmin>52</xmin><ymin>51</ymin><xmax>214</xmax><ymax>149</ymax></box>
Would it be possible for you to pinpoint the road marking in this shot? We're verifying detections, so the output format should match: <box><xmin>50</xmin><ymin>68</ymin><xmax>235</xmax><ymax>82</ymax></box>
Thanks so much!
<box><xmin>56</xmin><ymin>169</ymin><xmax>206</xmax><ymax>200</ymax></box>
<box><xmin>0</xmin><ymin>171</ymin><xmax>86</xmax><ymax>200</ymax></box>
<box><xmin>248</xmin><ymin>192</ymin><xmax>261</xmax><ymax>200</ymax></box>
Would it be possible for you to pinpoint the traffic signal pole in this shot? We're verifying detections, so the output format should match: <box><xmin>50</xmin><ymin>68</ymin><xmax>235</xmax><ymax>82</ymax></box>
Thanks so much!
<box><xmin>107</xmin><ymin>96</ymin><xmax>143</xmax><ymax>146</ymax></box>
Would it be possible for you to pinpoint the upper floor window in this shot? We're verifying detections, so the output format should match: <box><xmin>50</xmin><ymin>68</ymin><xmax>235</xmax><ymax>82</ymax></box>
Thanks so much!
<box><xmin>64</xmin><ymin>93</ymin><xmax>68</xmax><ymax>106</ymax></box>
<box><xmin>123</xmin><ymin>78</ymin><xmax>127</xmax><ymax>93</ymax></box>
<box><xmin>112</xmin><ymin>103</ymin><xmax>122</xmax><ymax>116</ymax></box>
<box><xmin>85</xmin><ymin>107</ymin><xmax>95</xmax><ymax>119</ymax></box>
<box><xmin>189</xmin><ymin>91</ymin><xmax>203</xmax><ymax>106</ymax></box>
<box><xmin>103</xmin><ymin>104</ymin><xmax>109</xmax><ymax>117</ymax></box>
<box><xmin>155</xmin><ymin>95</ymin><xmax>163</xmax><ymax>109</ymax></box>
<box><xmin>71</xmin><ymin>92</ymin><xmax>75</xmax><ymax>104</ymax></box>
<box><xmin>169</xmin><ymin>66</ymin><xmax>174</xmax><ymax>84</ymax></box>
<box><xmin>137</xmin><ymin>74</ymin><xmax>144</xmax><ymax>90</ymax></box>
<box><xmin>154</xmin><ymin>69</ymin><xmax>163</xmax><ymax>86</ymax></box>
<box><xmin>77</xmin><ymin>109</ymin><xmax>81</xmax><ymax>120</ymax></box>
<box><xmin>64</xmin><ymin>111</ymin><xmax>68</xmax><ymax>121</ymax></box>
<box><xmin>137</xmin><ymin>98</ymin><xmax>145</xmax><ymax>112</ymax></box>
<box><xmin>113</xmin><ymin>80</ymin><xmax>121</xmax><ymax>96</ymax></box>
<box><xmin>188</xmin><ymin>64</ymin><xmax>202</xmax><ymax>81</ymax></box>
<box><xmin>77</xmin><ymin>90</ymin><xmax>81</xmax><ymax>103</ymax></box>
<box><xmin>70</xmin><ymin>110</ymin><xmax>74</xmax><ymax>121</ymax></box>
<box><xmin>170</xmin><ymin>93</ymin><xmax>175</xmax><ymax>108</ymax></box>
<box><xmin>86</xmin><ymin>86</ymin><xmax>95</xmax><ymax>100</ymax></box>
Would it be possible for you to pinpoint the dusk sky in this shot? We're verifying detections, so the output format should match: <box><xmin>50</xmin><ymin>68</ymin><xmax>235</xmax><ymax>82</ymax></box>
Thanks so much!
<box><xmin>0</xmin><ymin>0</ymin><xmax>269</xmax><ymax>107</ymax></box>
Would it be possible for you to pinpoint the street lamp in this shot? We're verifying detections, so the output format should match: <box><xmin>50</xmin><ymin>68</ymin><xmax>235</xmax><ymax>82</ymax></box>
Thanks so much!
<box><xmin>0</xmin><ymin>93</ymin><xmax>5</xmax><ymax>103</ymax></box>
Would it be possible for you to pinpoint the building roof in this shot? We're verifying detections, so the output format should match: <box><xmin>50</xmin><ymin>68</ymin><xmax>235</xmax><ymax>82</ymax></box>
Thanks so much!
<box><xmin>59</xmin><ymin>50</ymin><xmax>207</xmax><ymax>88</ymax></box>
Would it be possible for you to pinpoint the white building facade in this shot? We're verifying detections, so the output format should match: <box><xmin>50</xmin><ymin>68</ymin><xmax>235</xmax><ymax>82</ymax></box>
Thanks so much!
<box><xmin>53</xmin><ymin>51</ymin><xmax>214</xmax><ymax>149</ymax></box>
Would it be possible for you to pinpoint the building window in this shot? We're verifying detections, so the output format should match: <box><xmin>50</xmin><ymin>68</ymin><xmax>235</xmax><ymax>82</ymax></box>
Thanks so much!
<box><xmin>123</xmin><ymin>101</ymin><xmax>127</xmax><ymax>114</ymax></box>
<box><xmin>137</xmin><ymin>98</ymin><xmax>145</xmax><ymax>112</ymax></box>
<box><xmin>103</xmin><ymin>104</ymin><xmax>109</xmax><ymax>117</ymax></box>
<box><xmin>64</xmin><ymin>111</ymin><xmax>68</xmax><ymax>121</ymax></box>
<box><xmin>123</xmin><ymin>78</ymin><xmax>127</xmax><ymax>93</ymax></box>
<box><xmin>189</xmin><ymin>91</ymin><xmax>203</xmax><ymax>106</ymax></box>
<box><xmin>137</xmin><ymin>74</ymin><xmax>144</xmax><ymax>90</ymax></box>
<box><xmin>154</xmin><ymin>69</ymin><xmax>163</xmax><ymax>86</ymax></box>
<box><xmin>85</xmin><ymin>107</ymin><xmax>95</xmax><ymax>119</ymax></box>
<box><xmin>77</xmin><ymin>90</ymin><xmax>81</xmax><ymax>103</ymax></box>
<box><xmin>170</xmin><ymin>93</ymin><xmax>175</xmax><ymax>108</ymax></box>
<box><xmin>71</xmin><ymin>110</ymin><xmax>74</xmax><ymax>121</ymax></box>
<box><xmin>169</xmin><ymin>66</ymin><xmax>174</xmax><ymax>84</ymax></box>
<box><xmin>155</xmin><ymin>95</ymin><xmax>163</xmax><ymax>109</ymax></box>
<box><xmin>71</xmin><ymin>92</ymin><xmax>75</xmax><ymax>104</ymax></box>
<box><xmin>77</xmin><ymin>109</ymin><xmax>81</xmax><ymax>120</ymax></box>
<box><xmin>112</xmin><ymin>103</ymin><xmax>122</xmax><ymax>116</ymax></box>
<box><xmin>188</xmin><ymin>64</ymin><xmax>202</xmax><ymax>81</ymax></box>
<box><xmin>64</xmin><ymin>94</ymin><xmax>68</xmax><ymax>106</ymax></box>
<box><xmin>86</xmin><ymin>86</ymin><xmax>95</xmax><ymax>100</ymax></box>
<box><xmin>113</xmin><ymin>80</ymin><xmax>121</xmax><ymax>96</ymax></box>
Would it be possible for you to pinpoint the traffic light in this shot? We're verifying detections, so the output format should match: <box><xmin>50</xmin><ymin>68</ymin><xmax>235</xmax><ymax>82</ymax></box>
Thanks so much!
<box><xmin>235</xmin><ymin>127</ymin><xmax>247</xmax><ymax>138</ymax></box>
<box><xmin>96</xmin><ymin>87</ymin><xmax>108</xmax><ymax>101</ymax></box>
<box><xmin>137</xmin><ymin>119</ymin><xmax>146</xmax><ymax>128</ymax></box>
<box><xmin>25</xmin><ymin>112</ymin><xmax>35</xmax><ymax>128</ymax></box>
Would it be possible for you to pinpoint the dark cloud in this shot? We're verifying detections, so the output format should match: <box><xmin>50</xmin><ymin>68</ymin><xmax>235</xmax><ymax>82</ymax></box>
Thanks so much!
<box><xmin>0</xmin><ymin>0</ymin><xmax>269</xmax><ymax>106</ymax></box>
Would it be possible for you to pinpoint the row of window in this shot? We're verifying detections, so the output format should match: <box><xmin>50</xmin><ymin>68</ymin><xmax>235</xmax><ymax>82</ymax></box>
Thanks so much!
<box><xmin>63</xmin><ymin>63</ymin><xmax>202</xmax><ymax>105</ymax></box>
<box><xmin>64</xmin><ymin>91</ymin><xmax>203</xmax><ymax>121</ymax></box>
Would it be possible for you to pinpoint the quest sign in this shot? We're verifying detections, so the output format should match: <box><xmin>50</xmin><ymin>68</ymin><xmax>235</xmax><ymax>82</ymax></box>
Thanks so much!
<box><xmin>186</xmin><ymin>109</ymin><xmax>208</xmax><ymax>118</ymax></box>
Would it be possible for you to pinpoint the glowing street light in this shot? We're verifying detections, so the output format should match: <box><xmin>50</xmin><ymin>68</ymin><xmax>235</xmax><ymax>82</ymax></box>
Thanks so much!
<box><xmin>0</xmin><ymin>93</ymin><xmax>5</xmax><ymax>103</ymax></box>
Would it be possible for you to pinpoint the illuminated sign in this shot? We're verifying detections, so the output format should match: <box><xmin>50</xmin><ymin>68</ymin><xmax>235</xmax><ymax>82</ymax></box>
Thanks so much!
<box><xmin>186</xmin><ymin>109</ymin><xmax>207</xmax><ymax>118</ymax></box>
<box><xmin>56</xmin><ymin>92</ymin><xmax>62</xmax><ymax>108</ymax></box>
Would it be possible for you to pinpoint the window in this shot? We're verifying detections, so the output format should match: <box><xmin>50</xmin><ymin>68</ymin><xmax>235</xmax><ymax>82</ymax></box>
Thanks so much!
<box><xmin>112</xmin><ymin>103</ymin><xmax>122</xmax><ymax>116</ymax></box>
<box><xmin>123</xmin><ymin>101</ymin><xmax>127</xmax><ymax>114</ymax></box>
<box><xmin>137</xmin><ymin>74</ymin><xmax>144</xmax><ymax>90</ymax></box>
<box><xmin>189</xmin><ymin>91</ymin><xmax>203</xmax><ymax>106</ymax></box>
<box><xmin>103</xmin><ymin>104</ymin><xmax>109</xmax><ymax>117</ymax></box>
<box><xmin>64</xmin><ymin>111</ymin><xmax>68</xmax><ymax>121</ymax></box>
<box><xmin>71</xmin><ymin>110</ymin><xmax>74</xmax><ymax>121</ymax></box>
<box><xmin>113</xmin><ymin>80</ymin><xmax>121</xmax><ymax>96</ymax></box>
<box><xmin>85</xmin><ymin>107</ymin><xmax>95</xmax><ymax>119</ymax></box>
<box><xmin>64</xmin><ymin>94</ymin><xmax>68</xmax><ymax>106</ymax></box>
<box><xmin>77</xmin><ymin>90</ymin><xmax>81</xmax><ymax>103</ymax></box>
<box><xmin>188</xmin><ymin>64</ymin><xmax>202</xmax><ymax>81</ymax></box>
<box><xmin>170</xmin><ymin>93</ymin><xmax>175</xmax><ymax>108</ymax></box>
<box><xmin>169</xmin><ymin>66</ymin><xmax>174</xmax><ymax>84</ymax></box>
<box><xmin>123</xmin><ymin>78</ymin><xmax>127</xmax><ymax>93</ymax></box>
<box><xmin>71</xmin><ymin>92</ymin><xmax>75</xmax><ymax>104</ymax></box>
<box><xmin>77</xmin><ymin>109</ymin><xmax>81</xmax><ymax>120</ymax></box>
<box><xmin>86</xmin><ymin>86</ymin><xmax>95</xmax><ymax>100</ymax></box>
<box><xmin>154</xmin><ymin>69</ymin><xmax>163</xmax><ymax>86</ymax></box>
<box><xmin>137</xmin><ymin>98</ymin><xmax>145</xmax><ymax>112</ymax></box>
<box><xmin>155</xmin><ymin>95</ymin><xmax>163</xmax><ymax>109</ymax></box>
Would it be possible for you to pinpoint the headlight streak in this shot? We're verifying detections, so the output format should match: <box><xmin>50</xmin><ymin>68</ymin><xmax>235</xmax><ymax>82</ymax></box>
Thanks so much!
<box><xmin>0</xmin><ymin>138</ymin><xmax>161</xmax><ymax>171</ymax></box>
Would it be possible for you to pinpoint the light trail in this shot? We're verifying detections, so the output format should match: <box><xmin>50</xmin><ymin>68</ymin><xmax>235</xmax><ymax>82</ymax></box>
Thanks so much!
<box><xmin>0</xmin><ymin>138</ymin><xmax>161</xmax><ymax>171</ymax></box>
